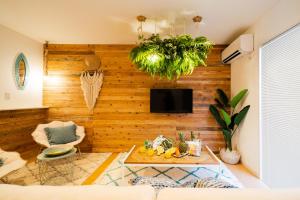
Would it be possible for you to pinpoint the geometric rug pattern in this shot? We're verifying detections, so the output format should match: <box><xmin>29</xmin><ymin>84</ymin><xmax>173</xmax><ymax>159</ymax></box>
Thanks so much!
<box><xmin>1</xmin><ymin>152</ymin><xmax>243</xmax><ymax>188</ymax></box>
<box><xmin>0</xmin><ymin>153</ymin><xmax>111</xmax><ymax>185</ymax></box>
<box><xmin>94</xmin><ymin>153</ymin><xmax>243</xmax><ymax>187</ymax></box>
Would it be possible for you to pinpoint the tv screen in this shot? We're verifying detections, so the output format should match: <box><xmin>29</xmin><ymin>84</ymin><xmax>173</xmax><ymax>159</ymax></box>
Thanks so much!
<box><xmin>150</xmin><ymin>89</ymin><xmax>193</xmax><ymax>113</ymax></box>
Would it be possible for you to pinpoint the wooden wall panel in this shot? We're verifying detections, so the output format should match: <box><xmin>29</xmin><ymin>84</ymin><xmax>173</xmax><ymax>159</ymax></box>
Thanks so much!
<box><xmin>0</xmin><ymin>108</ymin><xmax>48</xmax><ymax>160</ymax></box>
<box><xmin>44</xmin><ymin>44</ymin><xmax>230</xmax><ymax>152</ymax></box>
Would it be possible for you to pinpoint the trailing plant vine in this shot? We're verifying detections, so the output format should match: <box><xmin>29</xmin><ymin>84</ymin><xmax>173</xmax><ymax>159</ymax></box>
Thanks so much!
<box><xmin>130</xmin><ymin>34</ymin><xmax>213</xmax><ymax>80</ymax></box>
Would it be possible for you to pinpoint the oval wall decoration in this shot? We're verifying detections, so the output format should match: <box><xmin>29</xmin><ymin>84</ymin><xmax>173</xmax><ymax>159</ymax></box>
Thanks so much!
<box><xmin>14</xmin><ymin>53</ymin><xmax>29</xmax><ymax>90</ymax></box>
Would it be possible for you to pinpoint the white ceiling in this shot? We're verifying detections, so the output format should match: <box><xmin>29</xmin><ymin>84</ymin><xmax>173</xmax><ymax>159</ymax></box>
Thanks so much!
<box><xmin>0</xmin><ymin>0</ymin><xmax>279</xmax><ymax>44</ymax></box>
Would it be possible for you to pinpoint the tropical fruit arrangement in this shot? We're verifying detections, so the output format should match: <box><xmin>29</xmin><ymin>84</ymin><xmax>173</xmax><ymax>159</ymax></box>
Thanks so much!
<box><xmin>138</xmin><ymin>133</ymin><xmax>192</xmax><ymax>159</ymax></box>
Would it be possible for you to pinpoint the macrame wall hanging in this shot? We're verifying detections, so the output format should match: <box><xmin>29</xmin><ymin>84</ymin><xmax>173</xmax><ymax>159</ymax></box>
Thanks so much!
<box><xmin>80</xmin><ymin>55</ymin><xmax>103</xmax><ymax>112</ymax></box>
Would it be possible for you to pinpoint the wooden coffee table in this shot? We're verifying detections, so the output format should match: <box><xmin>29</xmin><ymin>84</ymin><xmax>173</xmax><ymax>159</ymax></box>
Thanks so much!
<box><xmin>122</xmin><ymin>145</ymin><xmax>222</xmax><ymax>180</ymax></box>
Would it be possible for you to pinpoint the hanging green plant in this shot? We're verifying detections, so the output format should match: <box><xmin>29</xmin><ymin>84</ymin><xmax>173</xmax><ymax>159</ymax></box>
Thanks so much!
<box><xmin>130</xmin><ymin>34</ymin><xmax>213</xmax><ymax>79</ymax></box>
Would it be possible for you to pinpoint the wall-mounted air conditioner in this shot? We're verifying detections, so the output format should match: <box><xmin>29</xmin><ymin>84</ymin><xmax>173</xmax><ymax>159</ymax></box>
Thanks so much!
<box><xmin>221</xmin><ymin>34</ymin><xmax>253</xmax><ymax>64</ymax></box>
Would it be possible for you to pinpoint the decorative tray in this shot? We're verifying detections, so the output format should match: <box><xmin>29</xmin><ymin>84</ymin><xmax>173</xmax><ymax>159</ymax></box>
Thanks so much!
<box><xmin>172</xmin><ymin>152</ymin><xmax>189</xmax><ymax>158</ymax></box>
<box><xmin>43</xmin><ymin>146</ymin><xmax>73</xmax><ymax>157</ymax></box>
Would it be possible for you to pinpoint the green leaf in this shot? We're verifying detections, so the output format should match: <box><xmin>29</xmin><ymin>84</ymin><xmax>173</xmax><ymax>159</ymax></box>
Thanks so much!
<box><xmin>209</xmin><ymin>105</ymin><xmax>227</xmax><ymax>129</ymax></box>
<box><xmin>222</xmin><ymin>129</ymin><xmax>232</xmax><ymax>151</ymax></box>
<box><xmin>220</xmin><ymin>109</ymin><xmax>231</xmax><ymax>126</ymax></box>
<box><xmin>228</xmin><ymin>113</ymin><xmax>238</xmax><ymax>130</ymax></box>
<box><xmin>234</xmin><ymin>105</ymin><xmax>250</xmax><ymax>126</ymax></box>
<box><xmin>229</xmin><ymin>89</ymin><xmax>248</xmax><ymax>108</ymax></box>
<box><xmin>222</xmin><ymin>129</ymin><xmax>232</xmax><ymax>141</ymax></box>
<box><xmin>214</xmin><ymin>98</ymin><xmax>224</xmax><ymax>109</ymax></box>
<box><xmin>216</xmin><ymin>89</ymin><xmax>229</xmax><ymax>107</ymax></box>
<box><xmin>129</xmin><ymin>34</ymin><xmax>213</xmax><ymax>80</ymax></box>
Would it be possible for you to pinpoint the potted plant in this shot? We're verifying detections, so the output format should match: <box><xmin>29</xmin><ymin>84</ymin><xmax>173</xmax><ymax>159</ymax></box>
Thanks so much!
<box><xmin>130</xmin><ymin>34</ymin><xmax>213</xmax><ymax>80</ymax></box>
<box><xmin>209</xmin><ymin>89</ymin><xmax>250</xmax><ymax>164</ymax></box>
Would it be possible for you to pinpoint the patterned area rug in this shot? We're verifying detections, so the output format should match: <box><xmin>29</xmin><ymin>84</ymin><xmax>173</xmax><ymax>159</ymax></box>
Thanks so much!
<box><xmin>1</xmin><ymin>153</ymin><xmax>110</xmax><ymax>185</ymax></box>
<box><xmin>94</xmin><ymin>153</ymin><xmax>243</xmax><ymax>187</ymax></box>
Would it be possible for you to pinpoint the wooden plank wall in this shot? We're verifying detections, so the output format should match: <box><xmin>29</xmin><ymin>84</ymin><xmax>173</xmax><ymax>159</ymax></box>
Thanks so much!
<box><xmin>0</xmin><ymin>108</ymin><xmax>48</xmax><ymax>160</ymax></box>
<box><xmin>44</xmin><ymin>44</ymin><xmax>230</xmax><ymax>152</ymax></box>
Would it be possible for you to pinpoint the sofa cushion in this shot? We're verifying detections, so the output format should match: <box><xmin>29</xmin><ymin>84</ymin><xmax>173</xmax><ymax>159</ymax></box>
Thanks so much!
<box><xmin>157</xmin><ymin>188</ymin><xmax>300</xmax><ymax>200</ymax></box>
<box><xmin>0</xmin><ymin>184</ymin><xmax>155</xmax><ymax>200</ymax></box>
<box><xmin>44</xmin><ymin>125</ymin><xmax>77</xmax><ymax>145</ymax></box>
<box><xmin>130</xmin><ymin>177</ymin><xmax>179</xmax><ymax>191</ymax></box>
<box><xmin>195</xmin><ymin>177</ymin><xmax>238</xmax><ymax>188</ymax></box>
<box><xmin>130</xmin><ymin>177</ymin><xmax>237</xmax><ymax>190</ymax></box>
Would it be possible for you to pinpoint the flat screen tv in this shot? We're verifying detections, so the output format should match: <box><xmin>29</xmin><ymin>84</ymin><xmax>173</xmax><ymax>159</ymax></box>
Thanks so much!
<box><xmin>150</xmin><ymin>89</ymin><xmax>193</xmax><ymax>113</ymax></box>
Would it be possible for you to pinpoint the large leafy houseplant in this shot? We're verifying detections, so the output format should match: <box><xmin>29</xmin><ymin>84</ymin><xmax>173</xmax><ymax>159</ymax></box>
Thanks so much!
<box><xmin>209</xmin><ymin>89</ymin><xmax>250</xmax><ymax>151</ymax></box>
<box><xmin>130</xmin><ymin>34</ymin><xmax>213</xmax><ymax>80</ymax></box>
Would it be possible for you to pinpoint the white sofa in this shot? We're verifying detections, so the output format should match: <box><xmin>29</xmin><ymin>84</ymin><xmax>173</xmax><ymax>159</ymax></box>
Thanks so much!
<box><xmin>0</xmin><ymin>185</ymin><xmax>155</xmax><ymax>200</ymax></box>
<box><xmin>158</xmin><ymin>188</ymin><xmax>300</xmax><ymax>200</ymax></box>
<box><xmin>0</xmin><ymin>149</ymin><xmax>26</xmax><ymax>180</ymax></box>
<box><xmin>0</xmin><ymin>185</ymin><xmax>300</xmax><ymax>200</ymax></box>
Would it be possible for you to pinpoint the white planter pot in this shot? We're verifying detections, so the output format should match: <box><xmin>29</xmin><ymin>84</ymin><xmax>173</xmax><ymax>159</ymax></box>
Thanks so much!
<box><xmin>220</xmin><ymin>148</ymin><xmax>241</xmax><ymax>165</ymax></box>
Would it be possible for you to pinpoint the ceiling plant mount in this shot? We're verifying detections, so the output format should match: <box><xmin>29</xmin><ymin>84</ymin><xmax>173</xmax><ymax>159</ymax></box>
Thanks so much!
<box><xmin>192</xmin><ymin>15</ymin><xmax>202</xmax><ymax>23</ymax></box>
<box><xmin>130</xmin><ymin>15</ymin><xmax>213</xmax><ymax>80</ymax></box>
<box><xmin>136</xmin><ymin>15</ymin><xmax>147</xmax><ymax>40</ymax></box>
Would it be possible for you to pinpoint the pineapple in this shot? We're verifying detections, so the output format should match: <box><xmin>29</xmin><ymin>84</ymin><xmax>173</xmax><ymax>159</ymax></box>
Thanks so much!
<box><xmin>191</xmin><ymin>131</ymin><xmax>195</xmax><ymax>141</ymax></box>
<box><xmin>178</xmin><ymin>133</ymin><xmax>188</xmax><ymax>154</ymax></box>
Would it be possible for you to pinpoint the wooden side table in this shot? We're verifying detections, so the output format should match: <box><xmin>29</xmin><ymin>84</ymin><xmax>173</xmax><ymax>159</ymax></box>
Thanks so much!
<box><xmin>37</xmin><ymin>148</ymin><xmax>77</xmax><ymax>185</ymax></box>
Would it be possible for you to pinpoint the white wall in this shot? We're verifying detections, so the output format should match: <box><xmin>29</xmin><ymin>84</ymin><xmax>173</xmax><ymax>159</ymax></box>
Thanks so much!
<box><xmin>231</xmin><ymin>0</ymin><xmax>300</xmax><ymax>177</ymax></box>
<box><xmin>0</xmin><ymin>24</ymin><xmax>43</xmax><ymax>109</ymax></box>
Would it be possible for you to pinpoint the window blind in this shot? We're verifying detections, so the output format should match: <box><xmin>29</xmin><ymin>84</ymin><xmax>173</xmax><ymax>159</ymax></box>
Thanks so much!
<box><xmin>260</xmin><ymin>24</ymin><xmax>300</xmax><ymax>187</ymax></box>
